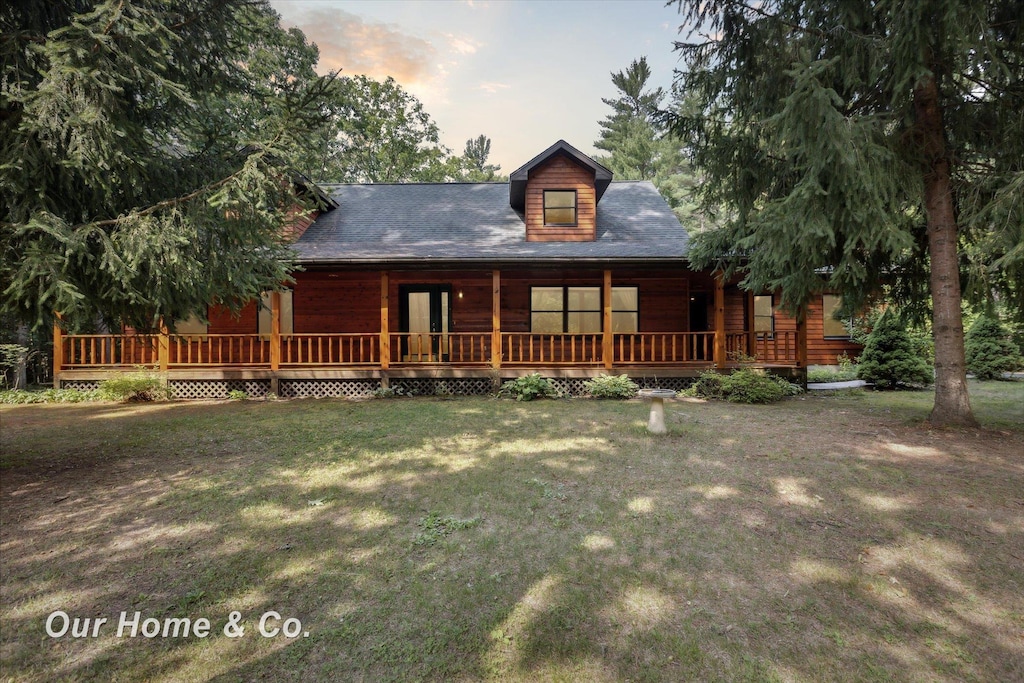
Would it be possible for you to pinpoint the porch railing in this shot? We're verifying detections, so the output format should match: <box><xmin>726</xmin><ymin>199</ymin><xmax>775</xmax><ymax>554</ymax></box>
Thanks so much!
<box><xmin>390</xmin><ymin>332</ymin><xmax>492</xmax><ymax>365</ymax></box>
<box><xmin>502</xmin><ymin>333</ymin><xmax>603</xmax><ymax>366</ymax></box>
<box><xmin>168</xmin><ymin>334</ymin><xmax>271</xmax><ymax>367</ymax></box>
<box><xmin>62</xmin><ymin>334</ymin><xmax>160</xmax><ymax>368</ymax></box>
<box><xmin>613</xmin><ymin>332</ymin><xmax>716</xmax><ymax>364</ymax></box>
<box><xmin>725</xmin><ymin>331</ymin><xmax>799</xmax><ymax>364</ymax></box>
<box><xmin>57</xmin><ymin>330</ymin><xmax>802</xmax><ymax>371</ymax></box>
<box><xmin>282</xmin><ymin>333</ymin><xmax>379</xmax><ymax>366</ymax></box>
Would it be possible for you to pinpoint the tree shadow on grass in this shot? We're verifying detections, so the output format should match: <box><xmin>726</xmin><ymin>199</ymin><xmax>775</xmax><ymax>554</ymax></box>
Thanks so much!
<box><xmin>1</xmin><ymin>395</ymin><xmax>1022</xmax><ymax>681</ymax></box>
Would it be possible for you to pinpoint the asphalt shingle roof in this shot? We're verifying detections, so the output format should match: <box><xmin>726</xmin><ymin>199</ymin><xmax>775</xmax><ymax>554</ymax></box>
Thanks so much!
<box><xmin>293</xmin><ymin>180</ymin><xmax>690</xmax><ymax>264</ymax></box>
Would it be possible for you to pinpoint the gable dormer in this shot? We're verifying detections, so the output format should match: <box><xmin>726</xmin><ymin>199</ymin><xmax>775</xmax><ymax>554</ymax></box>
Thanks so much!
<box><xmin>509</xmin><ymin>140</ymin><xmax>613</xmax><ymax>242</ymax></box>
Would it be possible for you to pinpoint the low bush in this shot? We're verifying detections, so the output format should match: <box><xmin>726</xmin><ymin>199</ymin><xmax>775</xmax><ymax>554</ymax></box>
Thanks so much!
<box><xmin>227</xmin><ymin>390</ymin><xmax>248</xmax><ymax>401</ymax></box>
<box><xmin>0</xmin><ymin>388</ymin><xmax>101</xmax><ymax>404</ymax></box>
<box><xmin>687</xmin><ymin>371</ymin><xmax>727</xmax><ymax>400</ymax></box>
<box><xmin>965</xmin><ymin>314</ymin><xmax>1022</xmax><ymax>380</ymax></box>
<box><xmin>98</xmin><ymin>371</ymin><xmax>170</xmax><ymax>402</ymax></box>
<box><xmin>583</xmin><ymin>373</ymin><xmax>638</xmax><ymax>399</ymax></box>
<box><xmin>500</xmin><ymin>373</ymin><xmax>560</xmax><ymax>401</ymax></box>
<box><xmin>685</xmin><ymin>369</ymin><xmax>799</xmax><ymax>404</ymax></box>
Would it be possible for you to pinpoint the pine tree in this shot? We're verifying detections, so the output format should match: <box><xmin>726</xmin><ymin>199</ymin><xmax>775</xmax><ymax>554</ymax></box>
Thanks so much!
<box><xmin>857</xmin><ymin>310</ymin><xmax>935</xmax><ymax>390</ymax></box>
<box><xmin>670</xmin><ymin>0</ymin><xmax>1024</xmax><ymax>425</ymax></box>
<box><xmin>965</xmin><ymin>314</ymin><xmax>1022</xmax><ymax>380</ymax></box>
<box><xmin>1</xmin><ymin>1</ymin><xmax>334</xmax><ymax>331</ymax></box>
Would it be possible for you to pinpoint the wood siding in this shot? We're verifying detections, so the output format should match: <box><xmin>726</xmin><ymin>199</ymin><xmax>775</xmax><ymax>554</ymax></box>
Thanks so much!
<box><xmin>525</xmin><ymin>156</ymin><xmax>596</xmax><ymax>242</ymax></box>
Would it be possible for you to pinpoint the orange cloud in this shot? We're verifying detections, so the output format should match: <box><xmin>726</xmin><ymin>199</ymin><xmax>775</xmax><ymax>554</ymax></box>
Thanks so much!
<box><xmin>289</xmin><ymin>8</ymin><xmax>436</xmax><ymax>83</ymax></box>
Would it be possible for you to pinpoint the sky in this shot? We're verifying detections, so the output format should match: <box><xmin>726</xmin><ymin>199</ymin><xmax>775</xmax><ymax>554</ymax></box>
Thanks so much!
<box><xmin>269</xmin><ymin>0</ymin><xmax>693</xmax><ymax>173</ymax></box>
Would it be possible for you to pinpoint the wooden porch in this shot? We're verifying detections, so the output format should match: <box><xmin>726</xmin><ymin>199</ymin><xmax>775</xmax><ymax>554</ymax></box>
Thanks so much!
<box><xmin>52</xmin><ymin>269</ymin><xmax>809</xmax><ymax>389</ymax></box>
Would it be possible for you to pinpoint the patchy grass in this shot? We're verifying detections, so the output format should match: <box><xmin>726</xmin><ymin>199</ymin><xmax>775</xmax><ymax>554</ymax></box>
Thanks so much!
<box><xmin>1</xmin><ymin>381</ymin><xmax>1022</xmax><ymax>681</ymax></box>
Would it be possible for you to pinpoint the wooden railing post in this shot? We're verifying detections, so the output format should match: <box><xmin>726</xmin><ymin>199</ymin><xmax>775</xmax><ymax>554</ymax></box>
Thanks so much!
<box><xmin>270</xmin><ymin>291</ymin><xmax>281</xmax><ymax>371</ymax></box>
<box><xmin>52</xmin><ymin>314</ymin><xmax>63</xmax><ymax>388</ymax></box>
<box><xmin>714</xmin><ymin>274</ymin><xmax>726</xmax><ymax>370</ymax></box>
<box><xmin>603</xmin><ymin>269</ymin><xmax>613</xmax><ymax>370</ymax></box>
<box><xmin>491</xmin><ymin>270</ymin><xmax>502</xmax><ymax>369</ymax></box>
<box><xmin>796</xmin><ymin>306</ymin><xmax>808</xmax><ymax>368</ymax></box>
<box><xmin>380</xmin><ymin>272</ymin><xmax>390</xmax><ymax>370</ymax></box>
<box><xmin>158</xmin><ymin>319</ymin><xmax>169</xmax><ymax>371</ymax></box>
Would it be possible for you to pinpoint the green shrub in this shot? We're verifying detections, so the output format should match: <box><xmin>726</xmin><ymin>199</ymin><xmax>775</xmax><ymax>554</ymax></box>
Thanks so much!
<box><xmin>720</xmin><ymin>369</ymin><xmax>787</xmax><ymax>404</ymax></box>
<box><xmin>685</xmin><ymin>369</ymin><xmax>797</xmax><ymax>403</ymax></box>
<box><xmin>856</xmin><ymin>310</ymin><xmax>934</xmax><ymax>389</ymax></box>
<box><xmin>99</xmin><ymin>371</ymin><xmax>170</xmax><ymax>402</ymax></box>
<box><xmin>500</xmin><ymin>373</ymin><xmax>560</xmax><ymax>401</ymax></box>
<box><xmin>0</xmin><ymin>388</ymin><xmax>101</xmax><ymax>404</ymax></box>
<box><xmin>227</xmin><ymin>390</ymin><xmax>248</xmax><ymax>401</ymax></box>
<box><xmin>686</xmin><ymin>370</ymin><xmax>727</xmax><ymax>400</ymax></box>
<box><xmin>583</xmin><ymin>373</ymin><xmax>638</xmax><ymax>399</ymax></box>
<box><xmin>965</xmin><ymin>314</ymin><xmax>1022</xmax><ymax>380</ymax></box>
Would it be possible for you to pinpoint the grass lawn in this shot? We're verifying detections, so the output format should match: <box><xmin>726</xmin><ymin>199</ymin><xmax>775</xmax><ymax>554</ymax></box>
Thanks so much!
<box><xmin>1</xmin><ymin>381</ymin><xmax>1022</xmax><ymax>681</ymax></box>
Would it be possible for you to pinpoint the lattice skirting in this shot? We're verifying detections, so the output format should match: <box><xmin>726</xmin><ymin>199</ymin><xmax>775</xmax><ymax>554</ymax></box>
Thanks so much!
<box><xmin>279</xmin><ymin>379</ymin><xmax>381</xmax><ymax>399</ymax></box>
<box><xmin>169</xmin><ymin>379</ymin><xmax>271</xmax><ymax>400</ymax></box>
<box><xmin>60</xmin><ymin>380</ymin><xmax>101</xmax><ymax>391</ymax></box>
<box><xmin>392</xmin><ymin>377</ymin><xmax>496</xmax><ymax>397</ymax></box>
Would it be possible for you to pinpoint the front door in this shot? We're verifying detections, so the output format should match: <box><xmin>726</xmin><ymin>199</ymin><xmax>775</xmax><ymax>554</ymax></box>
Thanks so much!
<box><xmin>399</xmin><ymin>285</ymin><xmax>451</xmax><ymax>361</ymax></box>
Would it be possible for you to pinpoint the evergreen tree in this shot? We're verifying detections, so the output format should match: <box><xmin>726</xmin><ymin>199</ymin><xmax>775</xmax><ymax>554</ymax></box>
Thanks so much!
<box><xmin>461</xmin><ymin>135</ymin><xmax>503</xmax><ymax>182</ymax></box>
<box><xmin>670</xmin><ymin>0</ymin><xmax>1023</xmax><ymax>426</ymax></box>
<box><xmin>857</xmin><ymin>310</ymin><xmax>935</xmax><ymax>389</ymax></box>
<box><xmin>1</xmin><ymin>1</ymin><xmax>334</xmax><ymax>331</ymax></box>
<box><xmin>965</xmin><ymin>314</ymin><xmax>1022</xmax><ymax>380</ymax></box>
<box><xmin>594</xmin><ymin>57</ymin><xmax>701</xmax><ymax>224</ymax></box>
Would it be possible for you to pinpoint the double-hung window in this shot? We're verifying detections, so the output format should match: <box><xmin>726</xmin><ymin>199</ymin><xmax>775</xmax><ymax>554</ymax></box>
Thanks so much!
<box><xmin>257</xmin><ymin>290</ymin><xmax>294</xmax><ymax>335</ymax></box>
<box><xmin>543</xmin><ymin>190</ymin><xmax>577</xmax><ymax>226</ymax></box>
<box><xmin>753</xmin><ymin>295</ymin><xmax>774</xmax><ymax>335</ymax></box>
<box><xmin>822</xmin><ymin>294</ymin><xmax>851</xmax><ymax>339</ymax></box>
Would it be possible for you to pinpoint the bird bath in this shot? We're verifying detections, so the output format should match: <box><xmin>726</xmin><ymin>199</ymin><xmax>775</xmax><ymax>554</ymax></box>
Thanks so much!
<box><xmin>637</xmin><ymin>388</ymin><xmax>677</xmax><ymax>434</ymax></box>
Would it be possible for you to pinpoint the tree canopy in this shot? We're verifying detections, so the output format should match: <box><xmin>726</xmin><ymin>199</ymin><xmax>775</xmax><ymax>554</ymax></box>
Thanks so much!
<box><xmin>1</xmin><ymin>0</ymin><xmax>334</xmax><ymax>331</ymax></box>
<box><xmin>316</xmin><ymin>75</ymin><xmax>458</xmax><ymax>184</ymax></box>
<box><xmin>669</xmin><ymin>0</ymin><xmax>1024</xmax><ymax>425</ymax></box>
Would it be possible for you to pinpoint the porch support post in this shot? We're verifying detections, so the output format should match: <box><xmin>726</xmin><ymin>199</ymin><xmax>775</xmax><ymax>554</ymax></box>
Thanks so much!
<box><xmin>270</xmin><ymin>291</ymin><xmax>281</xmax><ymax>371</ymax></box>
<box><xmin>491</xmin><ymin>270</ymin><xmax>501</xmax><ymax>369</ymax></box>
<box><xmin>745</xmin><ymin>291</ymin><xmax>756</xmax><ymax>358</ymax></box>
<box><xmin>603</xmin><ymin>269</ymin><xmax>614</xmax><ymax>370</ymax></box>
<box><xmin>380</xmin><ymin>272</ymin><xmax>390</xmax><ymax>370</ymax></box>
<box><xmin>158</xmin><ymin>318</ymin><xmax>169</xmax><ymax>372</ymax></box>
<box><xmin>52</xmin><ymin>313</ymin><xmax>63</xmax><ymax>389</ymax></box>
<box><xmin>796</xmin><ymin>305</ymin><xmax>808</xmax><ymax>368</ymax></box>
<box><xmin>714</xmin><ymin>273</ymin><xmax>726</xmax><ymax>370</ymax></box>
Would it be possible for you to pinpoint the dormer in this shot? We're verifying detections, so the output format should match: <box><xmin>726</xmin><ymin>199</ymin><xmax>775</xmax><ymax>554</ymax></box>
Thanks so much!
<box><xmin>509</xmin><ymin>140</ymin><xmax>613</xmax><ymax>242</ymax></box>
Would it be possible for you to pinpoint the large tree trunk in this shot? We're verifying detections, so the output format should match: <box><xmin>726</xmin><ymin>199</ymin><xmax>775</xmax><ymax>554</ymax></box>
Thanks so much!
<box><xmin>914</xmin><ymin>73</ymin><xmax>977</xmax><ymax>427</ymax></box>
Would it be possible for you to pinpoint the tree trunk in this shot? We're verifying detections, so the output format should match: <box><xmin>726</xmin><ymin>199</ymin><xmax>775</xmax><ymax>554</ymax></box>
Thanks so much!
<box><xmin>914</xmin><ymin>73</ymin><xmax>977</xmax><ymax>427</ymax></box>
<box><xmin>15</xmin><ymin>324</ymin><xmax>29</xmax><ymax>390</ymax></box>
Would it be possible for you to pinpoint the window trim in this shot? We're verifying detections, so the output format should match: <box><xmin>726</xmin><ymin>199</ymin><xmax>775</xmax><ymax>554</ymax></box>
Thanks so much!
<box><xmin>753</xmin><ymin>294</ymin><xmax>774</xmax><ymax>336</ymax></box>
<box><xmin>542</xmin><ymin>189</ymin><xmax>578</xmax><ymax>226</ymax></box>
<box><xmin>529</xmin><ymin>285</ymin><xmax>639</xmax><ymax>334</ymax></box>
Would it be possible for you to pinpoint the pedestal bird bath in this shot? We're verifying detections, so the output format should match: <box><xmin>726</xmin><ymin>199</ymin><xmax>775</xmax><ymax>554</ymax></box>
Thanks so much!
<box><xmin>637</xmin><ymin>388</ymin><xmax>677</xmax><ymax>434</ymax></box>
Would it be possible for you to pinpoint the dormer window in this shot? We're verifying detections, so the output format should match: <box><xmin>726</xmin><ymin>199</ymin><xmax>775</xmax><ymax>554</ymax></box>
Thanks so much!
<box><xmin>543</xmin><ymin>190</ymin><xmax>577</xmax><ymax>226</ymax></box>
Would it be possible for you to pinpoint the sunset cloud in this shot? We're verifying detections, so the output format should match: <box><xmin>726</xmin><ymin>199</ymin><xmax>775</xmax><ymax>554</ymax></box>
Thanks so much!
<box><xmin>479</xmin><ymin>82</ymin><xmax>511</xmax><ymax>94</ymax></box>
<box><xmin>291</xmin><ymin>8</ymin><xmax>436</xmax><ymax>83</ymax></box>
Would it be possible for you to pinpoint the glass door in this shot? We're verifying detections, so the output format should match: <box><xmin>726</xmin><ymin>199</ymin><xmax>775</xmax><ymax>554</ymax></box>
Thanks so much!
<box><xmin>399</xmin><ymin>285</ymin><xmax>451</xmax><ymax>361</ymax></box>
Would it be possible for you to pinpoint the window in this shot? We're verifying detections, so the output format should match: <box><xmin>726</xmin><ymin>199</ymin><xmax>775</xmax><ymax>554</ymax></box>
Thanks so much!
<box><xmin>753</xmin><ymin>295</ymin><xmax>774</xmax><ymax>333</ymax></box>
<box><xmin>543</xmin><ymin>190</ymin><xmax>577</xmax><ymax>226</ymax></box>
<box><xmin>530</xmin><ymin>286</ymin><xmax>638</xmax><ymax>334</ymax></box>
<box><xmin>612</xmin><ymin>286</ymin><xmax>639</xmax><ymax>333</ymax></box>
<box><xmin>258</xmin><ymin>290</ymin><xmax>293</xmax><ymax>335</ymax></box>
<box><xmin>822</xmin><ymin>294</ymin><xmax>851</xmax><ymax>339</ymax></box>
